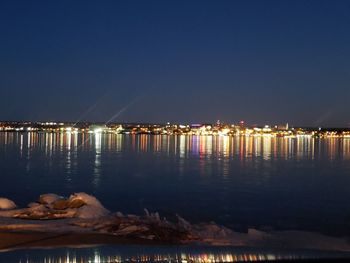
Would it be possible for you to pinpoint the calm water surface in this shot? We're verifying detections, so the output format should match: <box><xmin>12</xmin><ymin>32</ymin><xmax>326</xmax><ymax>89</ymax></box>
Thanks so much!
<box><xmin>2</xmin><ymin>245</ymin><xmax>350</xmax><ymax>263</ymax></box>
<box><xmin>1</xmin><ymin>132</ymin><xmax>350</xmax><ymax>236</ymax></box>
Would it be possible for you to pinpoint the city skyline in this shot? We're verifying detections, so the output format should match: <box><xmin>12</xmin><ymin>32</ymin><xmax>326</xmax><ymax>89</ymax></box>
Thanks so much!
<box><xmin>0</xmin><ymin>118</ymin><xmax>349</xmax><ymax>129</ymax></box>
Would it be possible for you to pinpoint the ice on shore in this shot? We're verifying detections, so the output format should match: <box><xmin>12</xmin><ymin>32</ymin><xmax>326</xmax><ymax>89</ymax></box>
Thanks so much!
<box><xmin>38</xmin><ymin>193</ymin><xmax>61</xmax><ymax>205</ymax></box>
<box><xmin>0</xmin><ymin>192</ymin><xmax>109</xmax><ymax>220</ymax></box>
<box><xmin>0</xmin><ymin>193</ymin><xmax>350</xmax><ymax>251</ymax></box>
<box><xmin>0</xmin><ymin>198</ymin><xmax>16</xmax><ymax>210</ymax></box>
<box><xmin>68</xmin><ymin>192</ymin><xmax>109</xmax><ymax>219</ymax></box>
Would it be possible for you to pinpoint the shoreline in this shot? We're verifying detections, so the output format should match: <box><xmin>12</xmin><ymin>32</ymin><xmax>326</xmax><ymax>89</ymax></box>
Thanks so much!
<box><xmin>2</xmin><ymin>193</ymin><xmax>350</xmax><ymax>253</ymax></box>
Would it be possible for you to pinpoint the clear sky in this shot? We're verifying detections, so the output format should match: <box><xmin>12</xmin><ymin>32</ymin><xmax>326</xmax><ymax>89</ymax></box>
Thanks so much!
<box><xmin>0</xmin><ymin>0</ymin><xmax>349</xmax><ymax>127</ymax></box>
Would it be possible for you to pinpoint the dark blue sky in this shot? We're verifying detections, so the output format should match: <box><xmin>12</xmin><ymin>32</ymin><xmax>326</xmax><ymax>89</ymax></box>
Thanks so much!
<box><xmin>0</xmin><ymin>1</ymin><xmax>349</xmax><ymax>126</ymax></box>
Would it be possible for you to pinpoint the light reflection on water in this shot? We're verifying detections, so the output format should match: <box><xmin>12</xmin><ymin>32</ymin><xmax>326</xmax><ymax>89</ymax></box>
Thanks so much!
<box><xmin>0</xmin><ymin>130</ymin><xmax>345</xmax><ymax>153</ymax></box>
<box><xmin>1</xmin><ymin>246</ymin><xmax>349</xmax><ymax>263</ymax></box>
<box><xmin>4</xmin><ymin>132</ymin><xmax>350</xmax><ymax>176</ymax></box>
<box><xmin>1</xmin><ymin>132</ymin><xmax>350</xmax><ymax>235</ymax></box>
<box><xmin>1</xmin><ymin>132</ymin><xmax>350</xmax><ymax>175</ymax></box>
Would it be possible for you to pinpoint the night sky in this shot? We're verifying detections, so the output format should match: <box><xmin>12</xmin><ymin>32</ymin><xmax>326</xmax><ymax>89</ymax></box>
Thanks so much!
<box><xmin>0</xmin><ymin>1</ymin><xmax>349</xmax><ymax>127</ymax></box>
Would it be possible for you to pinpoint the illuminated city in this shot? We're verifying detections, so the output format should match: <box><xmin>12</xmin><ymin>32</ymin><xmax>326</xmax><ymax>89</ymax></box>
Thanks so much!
<box><xmin>1</xmin><ymin>121</ymin><xmax>350</xmax><ymax>138</ymax></box>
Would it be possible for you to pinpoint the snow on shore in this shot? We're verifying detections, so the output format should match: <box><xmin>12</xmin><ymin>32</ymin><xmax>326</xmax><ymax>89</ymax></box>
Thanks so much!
<box><xmin>0</xmin><ymin>198</ymin><xmax>16</xmax><ymax>210</ymax></box>
<box><xmin>0</xmin><ymin>192</ymin><xmax>109</xmax><ymax>220</ymax></box>
<box><xmin>0</xmin><ymin>193</ymin><xmax>350</xmax><ymax>251</ymax></box>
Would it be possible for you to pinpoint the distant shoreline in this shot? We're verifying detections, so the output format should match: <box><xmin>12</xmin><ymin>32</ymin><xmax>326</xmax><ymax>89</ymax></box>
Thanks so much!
<box><xmin>1</xmin><ymin>121</ymin><xmax>350</xmax><ymax>138</ymax></box>
<box><xmin>1</xmin><ymin>130</ymin><xmax>350</xmax><ymax>139</ymax></box>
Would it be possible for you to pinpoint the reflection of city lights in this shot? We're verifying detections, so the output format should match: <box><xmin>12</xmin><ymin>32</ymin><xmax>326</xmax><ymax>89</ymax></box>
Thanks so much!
<box><xmin>0</xmin><ymin>131</ymin><xmax>349</xmax><ymax>161</ymax></box>
<box><xmin>17</xmin><ymin>250</ymin><xmax>308</xmax><ymax>263</ymax></box>
<box><xmin>1</xmin><ymin>131</ymin><xmax>350</xmax><ymax>199</ymax></box>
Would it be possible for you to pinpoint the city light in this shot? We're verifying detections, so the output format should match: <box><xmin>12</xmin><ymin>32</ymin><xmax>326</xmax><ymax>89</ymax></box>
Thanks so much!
<box><xmin>0</xmin><ymin>121</ymin><xmax>349</xmax><ymax>138</ymax></box>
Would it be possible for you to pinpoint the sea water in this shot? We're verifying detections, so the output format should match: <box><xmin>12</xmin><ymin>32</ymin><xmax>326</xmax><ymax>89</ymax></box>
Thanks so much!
<box><xmin>1</xmin><ymin>132</ymin><xmax>350</xmax><ymax>236</ymax></box>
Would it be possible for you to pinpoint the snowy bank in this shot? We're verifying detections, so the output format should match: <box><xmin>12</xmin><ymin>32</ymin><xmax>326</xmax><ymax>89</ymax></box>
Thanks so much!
<box><xmin>0</xmin><ymin>193</ymin><xmax>350</xmax><ymax>252</ymax></box>
<box><xmin>0</xmin><ymin>198</ymin><xmax>16</xmax><ymax>210</ymax></box>
<box><xmin>0</xmin><ymin>192</ymin><xmax>109</xmax><ymax>220</ymax></box>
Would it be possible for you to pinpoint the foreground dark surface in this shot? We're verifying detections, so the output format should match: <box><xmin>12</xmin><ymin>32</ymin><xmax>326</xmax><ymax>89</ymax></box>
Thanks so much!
<box><xmin>1</xmin><ymin>244</ymin><xmax>350</xmax><ymax>263</ymax></box>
